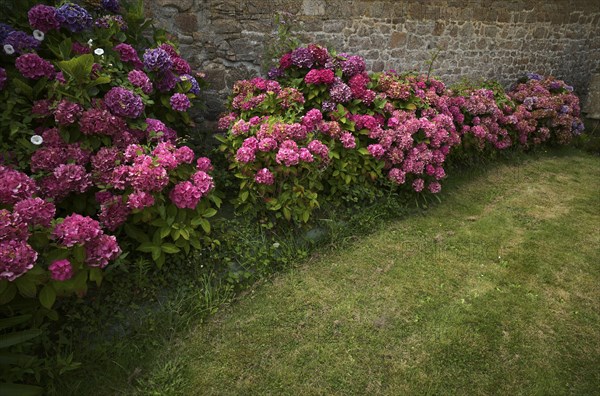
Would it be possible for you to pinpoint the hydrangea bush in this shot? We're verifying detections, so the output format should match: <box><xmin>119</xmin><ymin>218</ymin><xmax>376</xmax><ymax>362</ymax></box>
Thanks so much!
<box><xmin>219</xmin><ymin>44</ymin><xmax>584</xmax><ymax>224</ymax></box>
<box><xmin>0</xmin><ymin>0</ymin><xmax>217</xmax><ymax>311</ymax></box>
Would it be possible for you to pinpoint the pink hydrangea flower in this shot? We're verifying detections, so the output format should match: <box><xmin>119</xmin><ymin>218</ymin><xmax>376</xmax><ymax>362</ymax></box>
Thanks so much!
<box><xmin>191</xmin><ymin>171</ymin><xmax>215</xmax><ymax>195</ymax></box>
<box><xmin>53</xmin><ymin>214</ymin><xmax>103</xmax><ymax>247</ymax></box>
<box><xmin>428</xmin><ymin>181</ymin><xmax>442</xmax><ymax>193</ymax></box>
<box><xmin>254</xmin><ymin>168</ymin><xmax>274</xmax><ymax>185</ymax></box>
<box><xmin>169</xmin><ymin>181</ymin><xmax>202</xmax><ymax>209</ymax></box>
<box><xmin>196</xmin><ymin>157</ymin><xmax>213</xmax><ymax>172</ymax></box>
<box><xmin>0</xmin><ymin>209</ymin><xmax>30</xmax><ymax>241</ymax></box>
<box><xmin>48</xmin><ymin>259</ymin><xmax>73</xmax><ymax>281</ymax></box>
<box><xmin>367</xmin><ymin>144</ymin><xmax>385</xmax><ymax>159</ymax></box>
<box><xmin>54</xmin><ymin>99</ymin><xmax>83</xmax><ymax>125</ymax></box>
<box><xmin>15</xmin><ymin>53</ymin><xmax>55</xmax><ymax>79</ymax></box>
<box><xmin>85</xmin><ymin>234</ymin><xmax>120</xmax><ymax>268</ymax></box>
<box><xmin>412</xmin><ymin>178</ymin><xmax>425</xmax><ymax>192</ymax></box>
<box><xmin>340</xmin><ymin>132</ymin><xmax>356</xmax><ymax>149</ymax></box>
<box><xmin>307</xmin><ymin>140</ymin><xmax>329</xmax><ymax>160</ymax></box>
<box><xmin>236</xmin><ymin>146</ymin><xmax>256</xmax><ymax>163</ymax></box>
<box><xmin>0</xmin><ymin>240</ymin><xmax>37</xmax><ymax>281</ymax></box>
<box><xmin>175</xmin><ymin>146</ymin><xmax>195</xmax><ymax>164</ymax></box>
<box><xmin>13</xmin><ymin>197</ymin><xmax>55</xmax><ymax>228</ymax></box>
<box><xmin>0</xmin><ymin>166</ymin><xmax>37</xmax><ymax>205</ymax></box>
<box><xmin>127</xmin><ymin>190</ymin><xmax>155</xmax><ymax>210</ymax></box>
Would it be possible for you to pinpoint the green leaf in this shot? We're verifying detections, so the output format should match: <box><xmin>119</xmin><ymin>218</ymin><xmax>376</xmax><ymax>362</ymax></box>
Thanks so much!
<box><xmin>151</xmin><ymin>247</ymin><xmax>161</xmax><ymax>261</ymax></box>
<box><xmin>72</xmin><ymin>245</ymin><xmax>86</xmax><ymax>263</ymax></box>
<box><xmin>155</xmin><ymin>252</ymin><xmax>165</xmax><ymax>269</ymax></box>
<box><xmin>0</xmin><ymin>283</ymin><xmax>16</xmax><ymax>305</ymax></box>
<box><xmin>89</xmin><ymin>268</ymin><xmax>103</xmax><ymax>287</ymax></box>
<box><xmin>39</xmin><ymin>284</ymin><xmax>56</xmax><ymax>310</ymax></box>
<box><xmin>72</xmin><ymin>271</ymin><xmax>87</xmax><ymax>292</ymax></box>
<box><xmin>124</xmin><ymin>224</ymin><xmax>150</xmax><ymax>244</ymax></box>
<box><xmin>0</xmin><ymin>329</ymin><xmax>42</xmax><ymax>349</ymax></box>
<box><xmin>0</xmin><ymin>383</ymin><xmax>43</xmax><ymax>396</ymax></box>
<box><xmin>358</xmin><ymin>148</ymin><xmax>370</xmax><ymax>155</ymax></box>
<box><xmin>198</xmin><ymin>218</ymin><xmax>210</xmax><ymax>234</ymax></box>
<box><xmin>161</xmin><ymin>243</ymin><xmax>180</xmax><ymax>254</ymax></box>
<box><xmin>180</xmin><ymin>228</ymin><xmax>190</xmax><ymax>240</ymax></box>
<box><xmin>58</xmin><ymin>54</ymin><xmax>94</xmax><ymax>83</ymax></box>
<box><xmin>0</xmin><ymin>315</ymin><xmax>31</xmax><ymax>331</ymax></box>
<box><xmin>283</xmin><ymin>207</ymin><xmax>292</xmax><ymax>221</ymax></box>
<box><xmin>0</xmin><ymin>351</ymin><xmax>35</xmax><ymax>366</ymax></box>
<box><xmin>15</xmin><ymin>277</ymin><xmax>36</xmax><ymax>299</ymax></box>
<box><xmin>137</xmin><ymin>242</ymin><xmax>155</xmax><ymax>253</ymax></box>
<box><xmin>161</xmin><ymin>226</ymin><xmax>172</xmax><ymax>239</ymax></box>
<box><xmin>240</xmin><ymin>190</ymin><xmax>249</xmax><ymax>202</ymax></box>
<box><xmin>202</xmin><ymin>208</ymin><xmax>218</xmax><ymax>218</ymax></box>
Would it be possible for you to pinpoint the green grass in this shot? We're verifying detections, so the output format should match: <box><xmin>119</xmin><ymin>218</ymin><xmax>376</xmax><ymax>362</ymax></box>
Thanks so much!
<box><xmin>56</xmin><ymin>148</ymin><xmax>600</xmax><ymax>395</ymax></box>
<box><xmin>179</xmin><ymin>149</ymin><xmax>600</xmax><ymax>395</ymax></box>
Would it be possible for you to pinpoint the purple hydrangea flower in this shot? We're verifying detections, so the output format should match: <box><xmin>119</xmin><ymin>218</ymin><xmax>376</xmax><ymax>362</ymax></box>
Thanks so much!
<box><xmin>128</xmin><ymin>69</ymin><xmax>153</xmax><ymax>94</ymax></box>
<box><xmin>290</xmin><ymin>47</ymin><xmax>314</xmax><ymax>68</ymax></box>
<box><xmin>329</xmin><ymin>81</ymin><xmax>352</xmax><ymax>103</ymax></box>
<box><xmin>0</xmin><ymin>67</ymin><xmax>7</xmax><ymax>90</ymax></box>
<box><xmin>267</xmin><ymin>67</ymin><xmax>284</xmax><ymax>79</ymax></box>
<box><xmin>143</xmin><ymin>48</ymin><xmax>172</xmax><ymax>72</ymax></box>
<box><xmin>101</xmin><ymin>0</ymin><xmax>120</xmax><ymax>13</ymax></box>
<box><xmin>341</xmin><ymin>55</ymin><xmax>366</xmax><ymax>77</ymax></box>
<box><xmin>56</xmin><ymin>3</ymin><xmax>93</xmax><ymax>32</ymax></box>
<box><xmin>179</xmin><ymin>74</ymin><xmax>200</xmax><ymax>95</ymax></box>
<box><xmin>170</xmin><ymin>93</ymin><xmax>191</xmax><ymax>112</ymax></box>
<box><xmin>0</xmin><ymin>23</ymin><xmax>14</xmax><ymax>43</ymax></box>
<box><xmin>2</xmin><ymin>31</ymin><xmax>40</xmax><ymax>54</ymax></box>
<box><xmin>104</xmin><ymin>87</ymin><xmax>145</xmax><ymax>118</ymax></box>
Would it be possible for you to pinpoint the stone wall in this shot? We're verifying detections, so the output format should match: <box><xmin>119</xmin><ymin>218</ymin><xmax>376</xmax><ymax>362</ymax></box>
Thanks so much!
<box><xmin>146</xmin><ymin>0</ymin><xmax>600</xmax><ymax>120</ymax></box>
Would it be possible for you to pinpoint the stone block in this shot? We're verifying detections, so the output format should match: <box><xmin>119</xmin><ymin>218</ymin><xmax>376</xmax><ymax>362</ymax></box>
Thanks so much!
<box><xmin>157</xmin><ymin>0</ymin><xmax>194</xmax><ymax>12</ymax></box>
<box><xmin>175</xmin><ymin>13</ymin><xmax>198</xmax><ymax>34</ymax></box>
<box><xmin>389</xmin><ymin>31</ymin><xmax>407</xmax><ymax>47</ymax></box>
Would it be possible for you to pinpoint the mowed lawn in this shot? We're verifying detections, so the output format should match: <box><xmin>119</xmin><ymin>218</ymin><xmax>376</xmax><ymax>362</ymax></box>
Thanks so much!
<box><xmin>165</xmin><ymin>150</ymin><xmax>600</xmax><ymax>396</ymax></box>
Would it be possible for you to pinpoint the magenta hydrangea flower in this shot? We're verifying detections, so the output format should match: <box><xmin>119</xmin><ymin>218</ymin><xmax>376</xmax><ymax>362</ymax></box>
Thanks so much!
<box><xmin>91</xmin><ymin>147</ymin><xmax>122</xmax><ymax>184</ymax></box>
<box><xmin>53</xmin><ymin>214</ymin><xmax>102</xmax><ymax>247</ymax></box>
<box><xmin>367</xmin><ymin>144</ymin><xmax>385</xmax><ymax>159</ymax></box>
<box><xmin>196</xmin><ymin>157</ymin><xmax>213</xmax><ymax>172</ymax></box>
<box><xmin>299</xmin><ymin>148</ymin><xmax>314</xmax><ymax>162</ymax></box>
<box><xmin>340</xmin><ymin>132</ymin><xmax>356</xmax><ymax>149</ymax></box>
<box><xmin>99</xmin><ymin>197</ymin><xmax>130</xmax><ymax>231</ymax></box>
<box><xmin>428</xmin><ymin>181</ymin><xmax>442</xmax><ymax>193</ymax></box>
<box><xmin>127</xmin><ymin>190</ymin><xmax>155</xmax><ymax>210</ymax></box>
<box><xmin>152</xmin><ymin>142</ymin><xmax>179</xmax><ymax>170</ymax></box>
<box><xmin>113</xmin><ymin>43</ymin><xmax>143</xmax><ymax>68</ymax></box>
<box><xmin>13</xmin><ymin>197</ymin><xmax>56</xmax><ymax>228</ymax></box>
<box><xmin>95</xmin><ymin>191</ymin><xmax>113</xmax><ymax>205</ymax></box>
<box><xmin>290</xmin><ymin>47</ymin><xmax>314</xmax><ymax>68</ymax></box>
<box><xmin>129</xmin><ymin>155</ymin><xmax>169</xmax><ymax>192</ymax></box>
<box><xmin>412</xmin><ymin>178</ymin><xmax>425</xmax><ymax>192</ymax></box>
<box><xmin>104</xmin><ymin>87</ymin><xmax>144</xmax><ymax>118</ymax></box>
<box><xmin>171</xmin><ymin>57</ymin><xmax>191</xmax><ymax>74</ymax></box>
<box><xmin>169</xmin><ymin>181</ymin><xmax>202</xmax><ymax>209</ymax></box>
<box><xmin>15</xmin><ymin>53</ymin><xmax>55</xmax><ymax>79</ymax></box>
<box><xmin>0</xmin><ymin>209</ymin><xmax>29</xmax><ymax>241</ymax></box>
<box><xmin>169</xmin><ymin>93</ymin><xmax>191</xmax><ymax>112</ymax></box>
<box><xmin>48</xmin><ymin>259</ymin><xmax>73</xmax><ymax>281</ymax></box>
<box><xmin>0</xmin><ymin>240</ymin><xmax>37</xmax><ymax>281</ymax></box>
<box><xmin>128</xmin><ymin>69</ymin><xmax>153</xmax><ymax>94</ymax></box>
<box><xmin>258</xmin><ymin>137</ymin><xmax>278</xmax><ymax>152</ymax></box>
<box><xmin>307</xmin><ymin>140</ymin><xmax>329</xmax><ymax>160</ymax></box>
<box><xmin>191</xmin><ymin>171</ymin><xmax>214</xmax><ymax>195</ymax></box>
<box><xmin>175</xmin><ymin>146</ymin><xmax>195</xmax><ymax>164</ymax></box>
<box><xmin>236</xmin><ymin>146</ymin><xmax>256</xmax><ymax>163</ymax></box>
<box><xmin>388</xmin><ymin>168</ymin><xmax>406</xmax><ymax>185</ymax></box>
<box><xmin>254</xmin><ymin>168</ymin><xmax>274</xmax><ymax>185</ymax></box>
<box><xmin>54</xmin><ymin>99</ymin><xmax>83</xmax><ymax>125</ymax></box>
<box><xmin>28</xmin><ymin>4</ymin><xmax>60</xmax><ymax>32</ymax></box>
<box><xmin>304</xmin><ymin>69</ymin><xmax>335</xmax><ymax>85</ymax></box>
<box><xmin>53</xmin><ymin>164</ymin><xmax>91</xmax><ymax>194</ymax></box>
<box><xmin>0</xmin><ymin>166</ymin><xmax>37</xmax><ymax>205</ymax></box>
<box><xmin>79</xmin><ymin>107</ymin><xmax>127</xmax><ymax>136</ymax></box>
<box><xmin>72</xmin><ymin>41</ymin><xmax>90</xmax><ymax>54</ymax></box>
<box><xmin>301</xmin><ymin>108</ymin><xmax>323</xmax><ymax>131</ymax></box>
<box><xmin>155</xmin><ymin>71</ymin><xmax>178</xmax><ymax>92</ymax></box>
<box><xmin>85</xmin><ymin>234</ymin><xmax>120</xmax><ymax>268</ymax></box>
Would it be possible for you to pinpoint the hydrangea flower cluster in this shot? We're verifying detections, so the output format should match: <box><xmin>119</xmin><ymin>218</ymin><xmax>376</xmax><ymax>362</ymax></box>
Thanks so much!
<box><xmin>0</xmin><ymin>0</ymin><xmax>213</xmax><ymax>303</ymax></box>
<box><xmin>220</xmin><ymin>44</ymin><xmax>584</xmax><ymax>224</ymax></box>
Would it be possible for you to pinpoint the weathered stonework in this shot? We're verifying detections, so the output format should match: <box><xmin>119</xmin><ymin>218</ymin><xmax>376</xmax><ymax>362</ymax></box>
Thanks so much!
<box><xmin>145</xmin><ymin>0</ymin><xmax>600</xmax><ymax>122</ymax></box>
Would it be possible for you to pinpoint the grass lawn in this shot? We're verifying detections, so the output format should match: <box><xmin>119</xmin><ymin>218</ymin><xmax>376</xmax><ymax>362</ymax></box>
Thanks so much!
<box><xmin>57</xmin><ymin>148</ymin><xmax>600</xmax><ymax>395</ymax></box>
<box><xmin>178</xmin><ymin>149</ymin><xmax>599</xmax><ymax>396</ymax></box>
